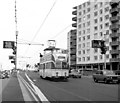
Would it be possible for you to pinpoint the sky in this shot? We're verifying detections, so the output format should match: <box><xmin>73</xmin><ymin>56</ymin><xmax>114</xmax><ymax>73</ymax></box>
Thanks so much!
<box><xmin>0</xmin><ymin>0</ymin><xmax>88</xmax><ymax>70</ymax></box>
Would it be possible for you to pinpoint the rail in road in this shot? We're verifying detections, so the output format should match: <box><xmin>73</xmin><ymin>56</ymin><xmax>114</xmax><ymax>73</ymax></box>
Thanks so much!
<box><xmin>19</xmin><ymin>71</ymin><xmax>119</xmax><ymax>102</ymax></box>
<box><xmin>1</xmin><ymin>71</ymin><xmax>119</xmax><ymax>102</ymax></box>
<box><xmin>17</xmin><ymin>72</ymin><xmax>50</xmax><ymax>102</ymax></box>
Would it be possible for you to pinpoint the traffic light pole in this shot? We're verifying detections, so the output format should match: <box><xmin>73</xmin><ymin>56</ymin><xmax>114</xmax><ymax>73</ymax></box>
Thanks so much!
<box><xmin>104</xmin><ymin>53</ymin><xmax>106</xmax><ymax>70</ymax></box>
<box><xmin>15</xmin><ymin>0</ymin><xmax>18</xmax><ymax>72</ymax></box>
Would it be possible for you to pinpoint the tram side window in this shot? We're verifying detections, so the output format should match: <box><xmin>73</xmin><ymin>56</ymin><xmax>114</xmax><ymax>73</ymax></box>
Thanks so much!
<box><xmin>46</xmin><ymin>62</ymin><xmax>51</xmax><ymax>69</ymax></box>
<box><xmin>40</xmin><ymin>64</ymin><xmax>45</xmax><ymax>69</ymax></box>
<box><xmin>62</xmin><ymin>62</ymin><xmax>68</xmax><ymax>69</ymax></box>
<box><xmin>51</xmin><ymin>62</ymin><xmax>55</xmax><ymax>69</ymax></box>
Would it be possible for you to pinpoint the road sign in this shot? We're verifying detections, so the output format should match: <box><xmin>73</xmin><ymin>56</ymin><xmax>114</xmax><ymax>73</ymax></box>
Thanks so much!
<box><xmin>3</xmin><ymin>41</ymin><xmax>15</xmax><ymax>49</ymax></box>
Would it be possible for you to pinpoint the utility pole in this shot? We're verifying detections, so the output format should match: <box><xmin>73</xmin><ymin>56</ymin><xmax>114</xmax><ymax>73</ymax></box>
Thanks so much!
<box><xmin>15</xmin><ymin>0</ymin><xmax>18</xmax><ymax>72</ymax></box>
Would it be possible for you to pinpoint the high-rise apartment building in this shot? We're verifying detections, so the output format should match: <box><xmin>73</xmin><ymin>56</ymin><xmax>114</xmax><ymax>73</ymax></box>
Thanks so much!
<box><xmin>69</xmin><ymin>0</ymin><xmax>120</xmax><ymax>70</ymax></box>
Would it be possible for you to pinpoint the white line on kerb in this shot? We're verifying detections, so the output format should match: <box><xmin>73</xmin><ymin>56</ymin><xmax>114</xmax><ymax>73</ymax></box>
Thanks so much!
<box><xmin>17</xmin><ymin>74</ymin><xmax>39</xmax><ymax>101</ymax></box>
<box><xmin>25</xmin><ymin>73</ymin><xmax>50</xmax><ymax>103</ymax></box>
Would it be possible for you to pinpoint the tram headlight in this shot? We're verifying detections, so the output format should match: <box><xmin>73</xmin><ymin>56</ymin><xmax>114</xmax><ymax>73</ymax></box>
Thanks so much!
<box><xmin>65</xmin><ymin>72</ymin><xmax>67</xmax><ymax>76</ymax></box>
<box><xmin>56</xmin><ymin>72</ymin><xmax>58</xmax><ymax>76</ymax></box>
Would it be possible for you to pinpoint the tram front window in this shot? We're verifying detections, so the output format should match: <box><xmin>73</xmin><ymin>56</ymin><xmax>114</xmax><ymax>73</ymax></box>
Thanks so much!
<box><xmin>56</xmin><ymin>61</ymin><xmax>67</xmax><ymax>69</ymax></box>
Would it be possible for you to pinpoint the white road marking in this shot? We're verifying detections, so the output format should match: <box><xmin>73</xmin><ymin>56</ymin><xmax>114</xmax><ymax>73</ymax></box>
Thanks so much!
<box><xmin>25</xmin><ymin>73</ymin><xmax>50</xmax><ymax>103</ymax></box>
<box><xmin>18</xmin><ymin>74</ymin><xmax>39</xmax><ymax>101</ymax></box>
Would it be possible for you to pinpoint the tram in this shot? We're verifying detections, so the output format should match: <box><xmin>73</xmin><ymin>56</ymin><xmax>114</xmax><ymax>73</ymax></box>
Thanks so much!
<box><xmin>39</xmin><ymin>47</ymin><xmax>69</xmax><ymax>80</ymax></box>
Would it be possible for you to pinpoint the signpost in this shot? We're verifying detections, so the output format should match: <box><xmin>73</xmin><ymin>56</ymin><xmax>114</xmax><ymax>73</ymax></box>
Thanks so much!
<box><xmin>92</xmin><ymin>39</ymin><xmax>107</xmax><ymax>70</ymax></box>
<box><xmin>3</xmin><ymin>41</ymin><xmax>15</xmax><ymax>49</ymax></box>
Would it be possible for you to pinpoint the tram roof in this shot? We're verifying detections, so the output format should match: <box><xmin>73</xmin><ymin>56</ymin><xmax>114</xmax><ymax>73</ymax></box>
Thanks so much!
<box><xmin>44</xmin><ymin>47</ymin><xmax>60</xmax><ymax>51</ymax></box>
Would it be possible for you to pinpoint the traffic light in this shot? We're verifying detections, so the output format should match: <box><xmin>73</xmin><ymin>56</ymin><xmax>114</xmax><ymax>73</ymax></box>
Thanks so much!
<box><xmin>12</xmin><ymin>46</ymin><xmax>16</xmax><ymax>55</ymax></box>
<box><xmin>100</xmin><ymin>41</ymin><xmax>107</xmax><ymax>54</ymax></box>
<box><xmin>40</xmin><ymin>53</ymin><xmax>43</xmax><ymax>57</ymax></box>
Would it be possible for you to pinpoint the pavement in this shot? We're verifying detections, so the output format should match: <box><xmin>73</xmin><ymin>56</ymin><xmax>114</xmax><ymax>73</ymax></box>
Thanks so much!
<box><xmin>2</xmin><ymin>74</ymin><xmax>25</xmax><ymax>103</ymax></box>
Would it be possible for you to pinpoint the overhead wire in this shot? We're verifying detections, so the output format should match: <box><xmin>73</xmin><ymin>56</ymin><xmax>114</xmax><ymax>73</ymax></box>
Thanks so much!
<box><xmin>23</xmin><ymin>0</ymin><xmax>57</xmax><ymax>56</ymax></box>
<box><xmin>50</xmin><ymin>24</ymin><xmax>72</xmax><ymax>39</ymax></box>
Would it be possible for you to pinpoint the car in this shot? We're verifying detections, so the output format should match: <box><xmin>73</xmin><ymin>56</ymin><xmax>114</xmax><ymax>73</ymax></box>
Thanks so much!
<box><xmin>93</xmin><ymin>70</ymin><xmax>120</xmax><ymax>84</ymax></box>
<box><xmin>2</xmin><ymin>72</ymin><xmax>9</xmax><ymax>79</ymax></box>
<box><xmin>69</xmin><ymin>69</ymin><xmax>81</xmax><ymax>78</ymax></box>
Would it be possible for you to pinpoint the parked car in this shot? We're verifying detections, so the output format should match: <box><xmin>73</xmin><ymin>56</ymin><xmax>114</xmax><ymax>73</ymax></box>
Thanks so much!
<box><xmin>2</xmin><ymin>71</ymin><xmax>9</xmax><ymax>79</ymax></box>
<box><xmin>93</xmin><ymin>70</ymin><xmax>120</xmax><ymax>84</ymax></box>
<box><xmin>69</xmin><ymin>69</ymin><xmax>81</xmax><ymax>78</ymax></box>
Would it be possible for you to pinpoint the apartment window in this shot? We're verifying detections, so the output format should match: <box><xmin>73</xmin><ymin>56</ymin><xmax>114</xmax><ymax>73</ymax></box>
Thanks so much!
<box><xmin>78</xmin><ymin>24</ymin><xmax>81</xmax><ymax>29</ymax></box>
<box><xmin>83</xmin><ymin>57</ymin><xmax>85</xmax><ymax>61</ymax></box>
<box><xmin>87</xmin><ymin>56</ymin><xmax>90</xmax><ymax>61</ymax></box>
<box><xmin>87</xmin><ymin>21</ymin><xmax>90</xmax><ymax>26</ymax></box>
<box><xmin>78</xmin><ymin>44</ymin><xmax>81</xmax><ymax>49</ymax></box>
<box><xmin>105</xmin><ymin>7</ymin><xmax>109</xmax><ymax>12</ymax></box>
<box><xmin>87</xmin><ymin>35</ymin><xmax>90</xmax><ymax>40</ymax></box>
<box><xmin>105</xmin><ymin>22</ymin><xmax>109</xmax><ymax>28</ymax></box>
<box><xmin>78</xmin><ymin>58</ymin><xmax>81</xmax><ymax>62</ymax></box>
<box><xmin>94</xmin><ymin>19</ymin><xmax>98</xmax><ymax>24</ymax></box>
<box><xmin>83</xmin><ymin>36</ymin><xmax>85</xmax><ymax>41</ymax></box>
<box><xmin>78</xmin><ymin>37</ymin><xmax>81</xmax><ymax>42</ymax></box>
<box><xmin>87</xmin><ymin>1</ymin><xmax>90</xmax><ymax>6</ymax></box>
<box><xmin>83</xmin><ymin>50</ymin><xmax>85</xmax><ymax>54</ymax></box>
<box><xmin>87</xmin><ymin>49</ymin><xmax>90</xmax><ymax>54</ymax></box>
<box><xmin>79</xmin><ymin>12</ymin><xmax>82</xmax><ymax>16</ymax></box>
<box><xmin>87</xmin><ymin>14</ymin><xmax>90</xmax><ymax>19</ymax></box>
<box><xmin>83</xmin><ymin>23</ymin><xmax>85</xmax><ymax>27</ymax></box>
<box><xmin>105</xmin><ymin>2</ymin><xmax>109</xmax><ymax>5</ymax></box>
<box><xmin>100</xmin><ymin>17</ymin><xmax>103</xmax><ymax>22</ymax></box>
<box><xmin>100</xmin><ymin>9</ymin><xmax>103</xmax><ymax>14</ymax></box>
<box><xmin>83</xmin><ymin>16</ymin><xmax>86</xmax><ymax>21</ymax></box>
<box><xmin>94</xmin><ymin>4</ymin><xmax>98</xmax><ymax>10</ymax></box>
<box><xmin>87</xmin><ymin>8</ymin><xmax>90</xmax><ymax>12</ymax></box>
<box><xmin>83</xmin><ymin>43</ymin><xmax>85</xmax><ymax>48</ymax></box>
<box><xmin>94</xmin><ymin>11</ymin><xmax>98</xmax><ymax>16</ymax></box>
<box><xmin>94</xmin><ymin>33</ymin><xmax>98</xmax><ymax>38</ymax></box>
<box><xmin>100</xmin><ymin>55</ymin><xmax>103</xmax><ymax>60</ymax></box>
<box><xmin>106</xmin><ymin>54</ymin><xmax>109</xmax><ymax>59</ymax></box>
<box><xmin>79</xmin><ymin>31</ymin><xmax>81</xmax><ymax>36</ymax></box>
<box><xmin>94</xmin><ymin>56</ymin><xmax>98</xmax><ymax>60</ymax></box>
<box><xmin>94</xmin><ymin>26</ymin><xmax>98</xmax><ymax>31</ymax></box>
<box><xmin>78</xmin><ymin>18</ymin><xmax>81</xmax><ymax>23</ymax></box>
<box><xmin>100</xmin><ymin>2</ymin><xmax>103</xmax><ymax>7</ymax></box>
<box><xmin>87</xmin><ymin>42</ymin><xmax>90</xmax><ymax>47</ymax></box>
<box><xmin>100</xmin><ymin>24</ymin><xmax>103</xmax><ymax>29</ymax></box>
<box><xmin>83</xmin><ymin>10</ymin><xmax>86</xmax><ymax>15</ymax></box>
<box><xmin>79</xmin><ymin>5</ymin><xmax>82</xmax><ymax>9</ymax></box>
<box><xmin>100</xmin><ymin>32</ymin><xmax>103</xmax><ymax>36</ymax></box>
<box><xmin>87</xmin><ymin>28</ymin><xmax>90</xmax><ymax>33</ymax></box>
<box><xmin>94</xmin><ymin>48</ymin><xmax>98</xmax><ymax>53</ymax></box>
<box><xmin>83</xmin><ymin>3</ymin><xmax>86</xmax><ymax>8</ymax></box>
<box><xmin>105</xmin><ymin>14</ymin><xmax>109</xmax><ymax>20</ymax></box>
<box><xmin>106</xmin><ymin>30</ymin><xmax>109</xmax><ymax>35</ymax></box>
<box><xmin>78</xmin><ymin>51</ymin><xmax>81</xmax><ymax>55</ymax></box>
<box><xmin>83</xmin><ymin>30</ymin><xmax>85</xmax><ymax>34</ymax></box>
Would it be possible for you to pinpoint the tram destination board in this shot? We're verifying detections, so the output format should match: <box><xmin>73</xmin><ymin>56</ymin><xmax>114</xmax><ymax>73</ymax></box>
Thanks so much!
<box><xmin>3</xmin><ymin>41</ymin><xmax>15</xmax><ymax>49</ymax></box>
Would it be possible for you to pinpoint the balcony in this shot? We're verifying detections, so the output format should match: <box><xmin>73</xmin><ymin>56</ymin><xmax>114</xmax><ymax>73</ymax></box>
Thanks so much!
<box><xmin>70</xmin><ymin>45</ymin><xmax>76</xmax><ymax>49</ymax></box>
<box><xmin>110</xmin><ymin>58</ymin><xmax>120</xmax><ymax>62</ymax></box>
<box><xmin>110</xmin><ymin>23</ymin><xmax>120</xmax><ymax>30</ymax></box>
<box><xmin>110</xmin><ymin>0</ymin><xmax>119</xmax><ymax>5</ymax></box>
<box><xmin>73</xmin><ymin>6</ymin><xmax>77</xmax><ymax>9</ymax></box>
<box><xmin>110</xmin><ymin>50</ymin><xmax>120</xmax><ymax>54</ymax></box>
<box><xmin>110</xmin><ymin>7</ymin><xmax>119</xmax><ymax>14</ymax></box>
<box><xmin>72</xmin><ymin>10</ymin><xmax>77</xmax><ymax>15</ymax></box>
<box><xmin>72</xmin><ymin>17</ymin><xmax>77</xmax><ymax>21</ymax></box>
<box><xmin>110</xmin><ymin>41</ymin><xmax>120</xmax><ymax>46</ymax></box>
<box><xmin>110</xmin><ymin>16</ymin><xmax>120</xmax><ymax>22</ymax></box>
<box><xmin>110</xmin><ymin>32</ymin><xmax>120</xmax><ymax>38</ymax></box>
<box><xmin>72</xmin><ymin>23</ymin><xmax>77</xmax><ymax>27</ymax></box>
<box><xmin>70</xmin><ymin>50</ymin><xmax>76</xmax><ymax>54</ymax></box>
